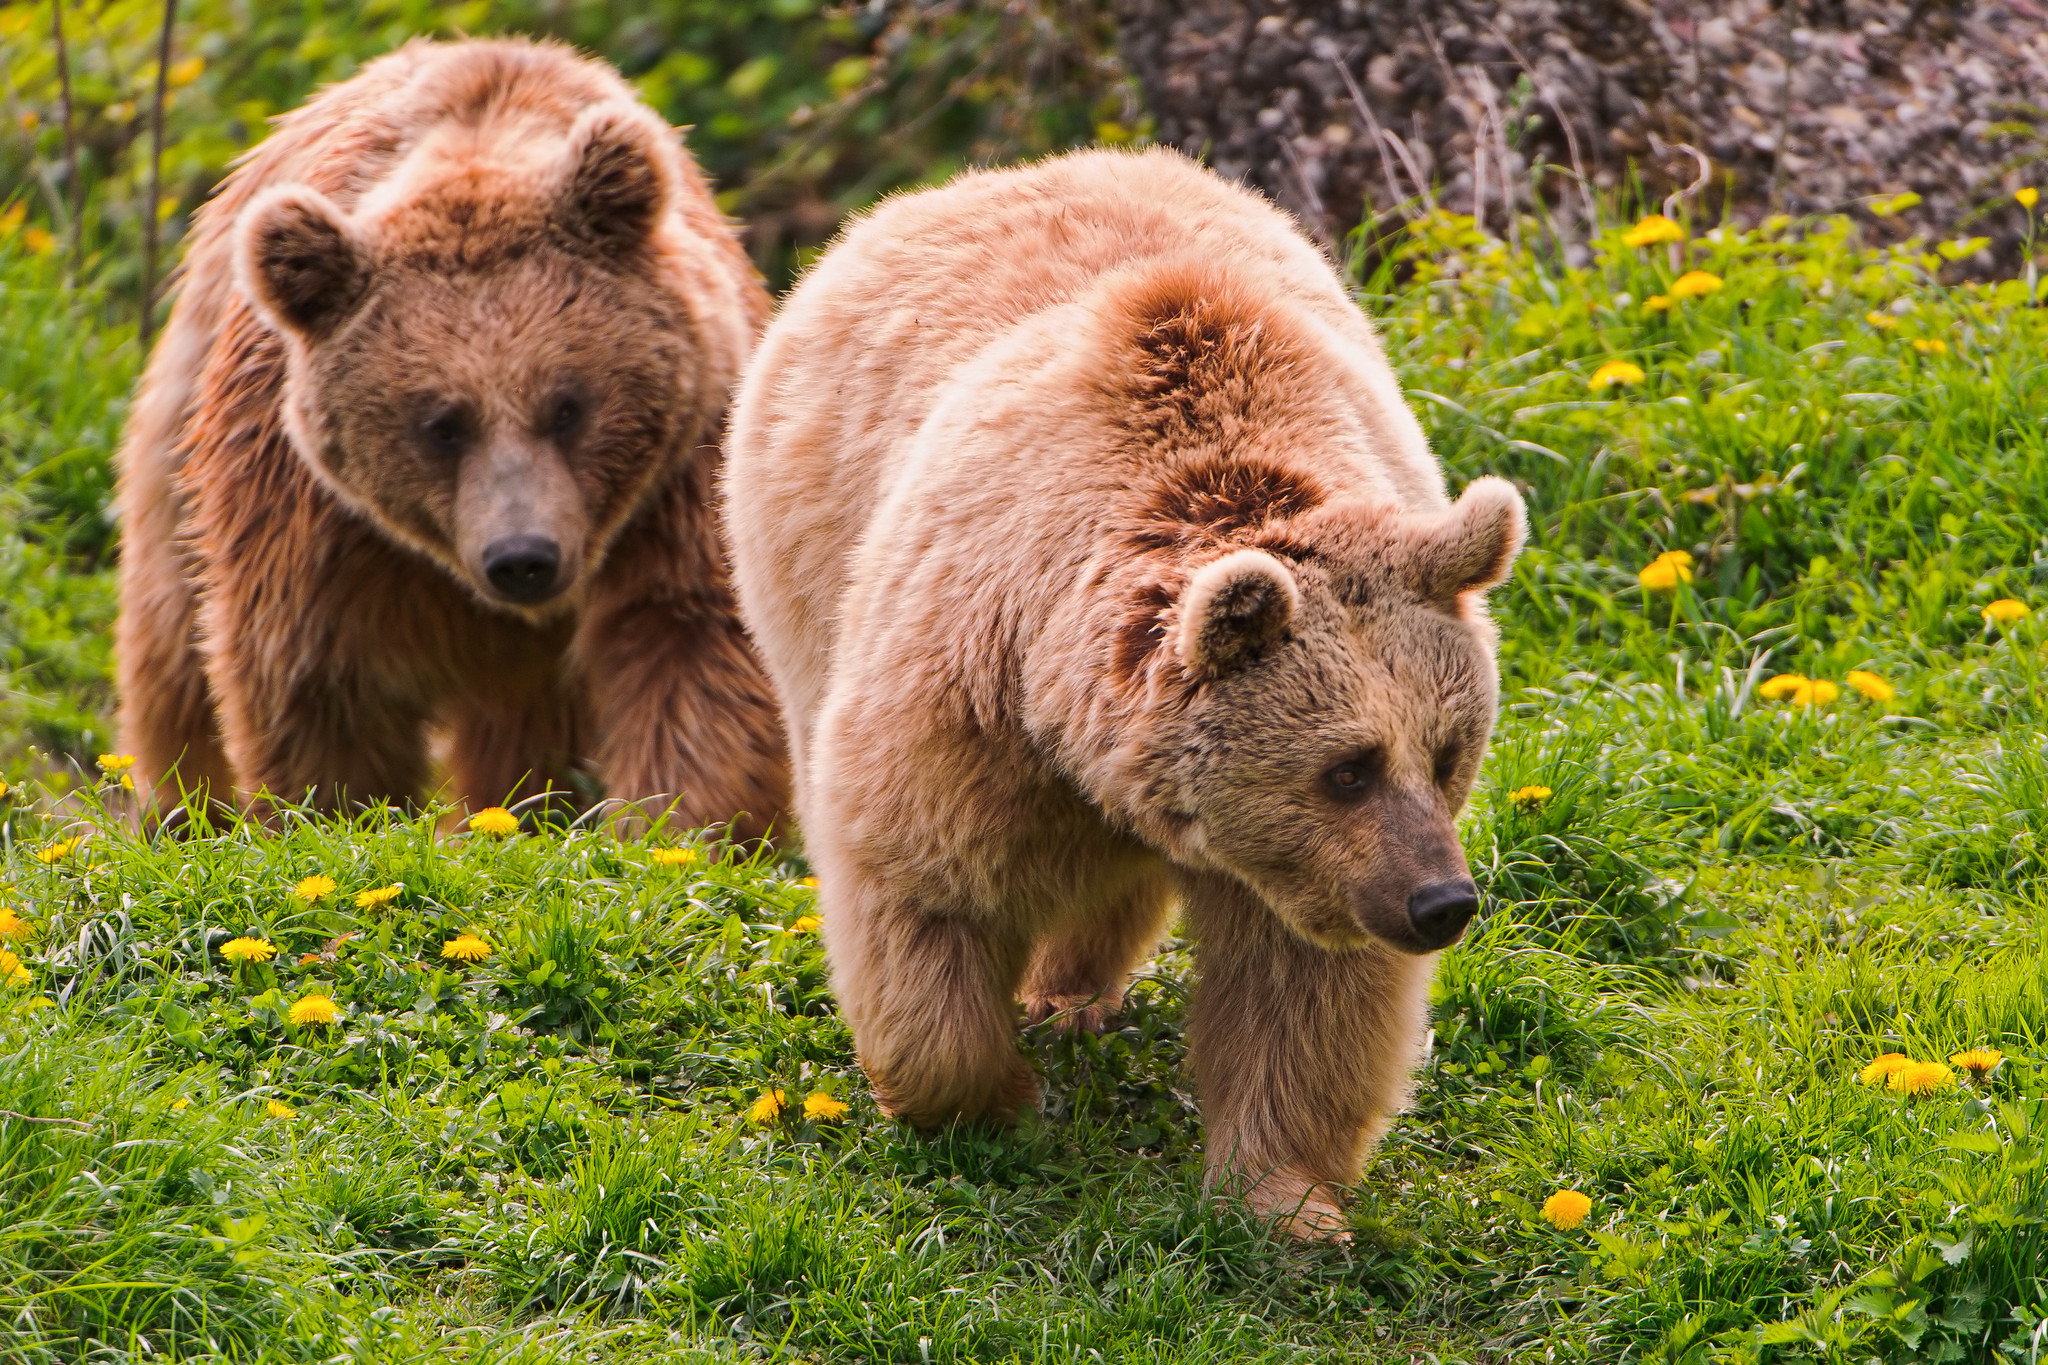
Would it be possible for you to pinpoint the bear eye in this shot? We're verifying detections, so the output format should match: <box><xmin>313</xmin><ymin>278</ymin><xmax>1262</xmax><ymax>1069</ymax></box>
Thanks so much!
<box><xmin>1434</xmin><ymin>744</ymin><xmax>1464</xmax><ymax>788</ymax></box>
<box><xmin>545</xmin><ymin>393</ymin><xmax>585</xmax><ymax>440</ymax></box>
<box><xmin>419</xmin><ymin>405</ymin><xmax>474</xmax><ymax>459</ymax></box>
<box><xmin>1321</xmin><ymin>750</ymin><xmax>1382</xmax><ymax>804</ymax></box>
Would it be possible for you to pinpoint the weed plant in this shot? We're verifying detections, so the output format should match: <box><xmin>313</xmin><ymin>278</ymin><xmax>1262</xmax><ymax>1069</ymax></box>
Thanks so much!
<box><xmin>7</xmin><ymin>203</ymin><xmax>2048</xmax><ymax>1360</ymax></box>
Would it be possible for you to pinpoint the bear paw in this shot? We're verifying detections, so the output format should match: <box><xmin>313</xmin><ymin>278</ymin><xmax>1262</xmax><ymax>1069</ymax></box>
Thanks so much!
<box><xmin>1020</xmin><ymin>990</ymin><xmax>1119</xmax><ymax>1035</ymax></box>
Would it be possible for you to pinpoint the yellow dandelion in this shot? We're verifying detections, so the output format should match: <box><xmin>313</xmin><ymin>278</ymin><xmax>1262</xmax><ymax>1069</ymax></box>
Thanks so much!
<box><xmin>288</xmin><ymin>994</ymin><xmax>339</xmax><ymax>1026</ymax></box>
<box><xmin>1757</xmin><ymin>674</ymin><xmax>1810</xmax><ymax>702</ymax></box>
<box><xmin>219</xmin><ymin>936</ymin><xmax>276</xmax><ymax>964</ymax></box>
<box><xmin>1806</xmin><ymin>679</ymin><xmax>1841</xmax><ymax>707</ymax></box>
<box><xmin>1541</xmin><ymin>1189</ymin><xmax>1593</xmax><ymax>1230</ymax></box>
<box><xmin>1622</xmin><ymin>213</ymin><xmax>1686</xmax><ymax>248</ymax></box>
<box><xmin>166</xmin><ymin>55</ymin><xmax>205</xmax><ymax>88</ymax></box>
<box><xmin>0</xmin><ymin>949</ymin><xmax>30</xmax><ymax>987</ymax></box>
<box><xmin>1638</xmin><ymin>549</ymin><xmax>1694</xmax><ymax>592</ymax></box>
<box><xmin>0</xmin><ymin>908</ymin><xmax>26</xmax><ymax>936</ymax></box>
<box><xmin>441</xmin><ymin>934</ymin><xmax>492</xmax><ymax>963</ymax></box>
<box><xmin>2020</xmin><ymin>187</ymin><xmax>2040</xmax><ymax>209</ymax></box>
<box><xmin>1984</xmin><ymin>599</ymin><xmax>2032</xmax><ymax>625</ymax></box>
<box><xmin>1669</xmin><ymin>270</ymin><xmax>1723</xmax><ymax>300</ymax></box>
<box><xmin>0</xmin><ymin>778</ymin><xmax>10</xmax><ymax>798</ymax></box>
<box><xmin>747</xmin><ymin>1089</ymin><xmax>788</xmax><ymax>1124</ymax></box>
<box><xmin>467</xmin><ymin>806</ymin><xmax>519</xmax><ymax>836</ymax></box>
<box><xmin>22</xmin><ymin>995</ymin><xmax>53</xmax><ymax>1011</ymax></box>
<box><xmin>37</xmin><ymin>838</ymin><xmax>79</xmax><ymax>864</ymax></box>
<box><xmin>1509</xmin><ymin>785</ymin><xmax>1553</xmax><ymax>809</ymax></box>
<box><xmin>22</xmin><ymin>226</ymin><xmax>53</xmax><ymax>256</ymax></box>
<box><xmin>1887</xmin><ymin>1061</ymin><xmax>1956</xmax><ymax>1096</ymax></box>
<box><xmin>96</xmin><ymin>753</ymin><xmax>136</xmax><ymax>773</ymax></box>
<box><xmin>1950</xmin><ymin>1048</ymin><xmax>2004</xmax><ymax>1077</ymax></box>
<box><xmin>1866</xmin><ymin>311</ymin><xmax>1899</xmax><ymax>330</ymax></box>
<box><xmin>1642</xmin><ymin>294</ymin><xmax>1674</xmax><ymax>313</ymax></box>
<box><xmin>651</xmin><ymin>847</ymin><xmax>699</xmax><ymax>866</ymax></box>
<box><xmin>1845</xmin><ymin>670</ymin><xmax>1895</xmax><ymax>703</ymax></box>
<box><xmin>293</xmin><ymin>874</ymin><xmax>337</xmax><ymax>902</ymax></box>
<box><xmin>789</xmin><ymin>914</ymin><xmax>823</xmax><ymax>934</ymax></box>
<box><xmin>1911</xmin><ymin>337</ymin><xmax>1948</xmax><ymax>355</ymax></box>
<box><xmin>354</xmin><ymin>884</ymin><xmax>402</xmax><ymax>909</ymax></box>
<box><xmin>266</xmin><ymin>1099</ymin><xmax>296</xmax><ymax>1120</ymax></box>
<box><xmin>798</xmin><ymin>876</ymin><xmax>819</xmax><ymax>889</ymax></box>
<box><xmin>169</xmin><ymin>1096</ymin><xmax>190</xmax><ymax>1111</ymax></box>
<box><xmin>802</xmin><ymin>1091</ymin><xmax>849</xmax><ymax>1121</ymax></box>
<box><xmin>1589</xmin><ymin>359</ymin><xmax>1646</xmax><ymax>390</ymax></box>
<box><xmin>1860</xmin><ymin>1053</ymin><xmax>1911</xmax><ymax>1086</ymax></box>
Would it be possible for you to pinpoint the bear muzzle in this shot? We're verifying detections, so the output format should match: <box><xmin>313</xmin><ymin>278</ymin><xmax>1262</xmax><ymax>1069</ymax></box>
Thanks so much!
<box><xmin>482</xmin><ymin>534</ymin><xmax>565</xmax><ymax>605</ymax></box>
<box><xmin>1404</xmin><ymin>877</ymin><xmax>1481</xmax><ymax>952</ymax></box>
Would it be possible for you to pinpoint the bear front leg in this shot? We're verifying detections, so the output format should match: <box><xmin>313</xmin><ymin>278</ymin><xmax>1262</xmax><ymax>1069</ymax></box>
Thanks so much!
<box><xmin>824</xmin><ymin>861</ymin><xmax>1040</xmax><ymax>1128</ymax></box>
<box><xmin>208</xmin><ymin>655</ymin><xmax>429</xmax><ymax>816</ymax></box>
<box><xmin>579</xmin><ymin>589</ymin><xmax>790</xmax><ymax>842</ymax></box>
<box><xmin>115</xmin><ymin>493</ymin><xmax>233</xmax><ymax>820</ymax></box>
<box><xmin>446</xmin><ymin>696</ymin><xmax>584</xmax><ymax>815</ymax></box>
<box><xmin>1020</xmin><ymin>877</ymin><xmax>1176</xmax><ymax>1034</ymax></box>
<box><xmin>1182</xmin><ymin>869</ymin><xmax>1435</xmax><ymax>1239</ymax></box>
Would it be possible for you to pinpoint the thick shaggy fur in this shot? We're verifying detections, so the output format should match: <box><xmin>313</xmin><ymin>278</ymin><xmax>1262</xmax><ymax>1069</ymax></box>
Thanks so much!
<box><xmin>115</xmin><ymin>38</ymin><xmax>788</xmax><ymax>836</ymax></box>
<box><xmin>725</xmin><ymin>148</ymin><xmax>1525</xmax><ymax>1236</ymax></box>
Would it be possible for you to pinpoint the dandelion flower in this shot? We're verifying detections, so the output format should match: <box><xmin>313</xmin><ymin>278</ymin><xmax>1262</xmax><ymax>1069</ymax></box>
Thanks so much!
<box><xmin>1911</xmin><ymin>337</ymin><xmax>1948</xmax><ymax>355</ymax></box>
<box><xmin>441</xmin><ymin>934</ymin><xmax>492</xmax><ymax>963</ymax></box>
<box><xmin>1638</xmin><ymin>549</ymin><xmax>1694</xmax><ymax>591</ymax></box>
<box><xmin>1984</xmin><ymin>599</ymin><xmax>2032</xmax><ymax>625</ymax></box>
<box><xmin>266</xmin><ymin>1099</ymin><xmax>296</xmax><ymax>1120</ymax></box>
<box><xmin>0</xmin><ymin>950</ymin><xmax>29</xmax><ymax>987</ymax></box>
<box><xmin>95</xmin><ymin>754</ymin><xmax>136</xmax><ymax>773</ymax></box>
<box><xmin>1950</xmin><ymin>1048</ymin><xmax>2004</xmax><ymax>1077</ymax></box>
<box><xmin>798</xmin><ymin>876</ymin><xmax>819</xmax><ymax>889</ymax></box>
<box><xmin>36</xmin><ymin>838</ymin><xmax>78</xmax><ymax>864</ymax></box>
<box><xmin>0</xmin><ymin>778</ymin><xmax>9</xmax><ymax>799</ymax></box>
<box><xmin>1887</xmin><ymin>1061</ymin><xmax>1956</xmax><ymax>1096</ymax></box>
<box><xmin>1642</xmin><ymin>294</ymin><xmax>1674</xmax><ymax>313</ymax></box>
<box><xmin>2020</xmin><ymin>187</ymin><xmax>2040</xmax><ymax>209</ymax></box>
<box><xmin>169</xmin><ymin>1096</ymin><xmax>190</xmax><ymax>1111</ymax></box>
<box><xmin>1622</xmin><ymin>213</ymin><xmax>1686</xmax><ymax>248</ymax></box>
<box><xmin>1806</xmin><ymin>679</ymin><xmax>1841</xmax><ymax>707</ymax></box>
<box><xmin>1669</xmin><ymin>270</ymin><xmax>1723</xmax><ymax>300</ymax></box>
<box><xmin>1845</xmin><ymin>670</ymin><xmax>1895</xmax><ymax>703</ymax></box>
<box><xmin>1589</xmin><ymin>359</ymin><xmax>1646</xmax><ymax>390</ymax></box>
<box><xmin>748</xmin><ymin>1089</ymin><xmax>788</xmax><ymax>1125</ymax></box>
<box><xmin>1541</xmin><ymin>1189</ymin><xmax>1593</xmax><ymax>1230</ymax></box>
<box><xmin>652</xmin><ymin>847</ymin><xmax>699</xmax><ymax>866</ymax></box>
<box><xmin>219</xmin><ymin>937</ymin><xmax>276</xmax><ymax>964</ymax></box>
<box><xmin>1509</xmin><ymin>785</ymin><xmax>1553</xmax><ymax>809</ymax></box>
<box><xmin>288</xmin><ymin>994</ymin><xmax>339</xmax><ymax>1026</ymax></box>
<box><xmin>0</xmin><ymin>908</ymin><xmax>26</xmax><ymax>936</ymax></box>
<box><xmin>790</xmin><ymin>914</ymin><xmax>823</xmax><ymax>934</ymax></box>
<box><xmin>354</xmin><ymin>883</ymin><xmax>402</xmax><ymax>909</ymax></box>
<box><xmin>467</xmin><ymin>806</ymin><xmax>519</xmax><ymax>836</ymax></box>
<box><xmin>1758</xmin><ymin>674</ymin><xmax>1810</xmax><ymax>702</ymax></box>
<box><xmin>1859</xmin><ymin>1052</ymin><xmax>1911</xmax><ymax>1086</ymax></box>
<box><xmin>802</xmin><ymin>1091</ymin><xmax>849</xmax><ymax>1121</ymax></box>
<box><xmin>293</xmin><ymin>874</ymin><xmax>337</xmax><ymax>902</ymax></box>
<box><xmin>1866</xmin><ymin>311</ymin><xmax>1899</xmax><ymax>330</ymax></box>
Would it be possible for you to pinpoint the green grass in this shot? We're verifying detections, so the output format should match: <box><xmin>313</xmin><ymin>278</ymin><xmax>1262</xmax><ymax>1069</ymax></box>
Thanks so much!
<box><xmin>9</xmin><ymin>205</ymin><xmax>2048</xmax><ymax>1361</ymax></box>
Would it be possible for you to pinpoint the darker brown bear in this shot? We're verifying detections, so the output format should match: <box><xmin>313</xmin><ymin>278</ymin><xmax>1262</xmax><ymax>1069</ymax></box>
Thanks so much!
<box><xmin>114</xmin><ymin>38</ymin><xmax>788</xmax><ymax>836</ymax></box>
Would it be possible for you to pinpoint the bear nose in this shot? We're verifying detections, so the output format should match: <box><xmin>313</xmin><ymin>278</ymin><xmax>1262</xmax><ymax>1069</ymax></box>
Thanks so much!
<box><xmin>1406</xmin><ymin>878</ymin><xmax>1480</xmax><ymax>951</ymax></box>
<box><xmin>482</xmin><ymin>535</ymin><xmax>562</xmax><ymax>604</ymax></box>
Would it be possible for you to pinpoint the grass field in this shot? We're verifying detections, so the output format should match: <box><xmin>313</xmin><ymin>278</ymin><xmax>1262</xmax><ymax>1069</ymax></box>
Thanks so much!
<box><xmin>6</xmin><ymin>204</ymin><xmax>2048</xmax><ymax>1363</ymax></box>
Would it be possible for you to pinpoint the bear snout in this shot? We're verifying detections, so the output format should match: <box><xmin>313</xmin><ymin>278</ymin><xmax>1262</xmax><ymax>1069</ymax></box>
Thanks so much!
<box><xmin>1405</xmin><ymin>878</ymin><xmax>1481</xmax><ymax>952</ymax></box>
<box><xmin>482</xmin><ymin>534</ymin><xmax>564</xmax><ymax>604</ymax></box>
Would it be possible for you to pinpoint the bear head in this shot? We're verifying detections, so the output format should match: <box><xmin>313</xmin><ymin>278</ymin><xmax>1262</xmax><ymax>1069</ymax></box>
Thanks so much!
<box><xmin>235</xmin><ymin>102</ymin><xmax>713</xmax><ymax>614</ymax></box>
<box><xmin>1121</xmin><ymin>476</ymin><xmax>1526</xmax><ymax>956</ymax></box>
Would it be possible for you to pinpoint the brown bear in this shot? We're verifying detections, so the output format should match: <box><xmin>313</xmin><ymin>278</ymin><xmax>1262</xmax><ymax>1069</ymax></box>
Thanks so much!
<box><xmin>114</xmin><ymin>38</ymin><xmax>788</xmax><ymax>837</ymax></box>
<box><xmin>723</xmin><ymin>147</ymin><xmax>1525</xmax><ymax>1236</ymax></box>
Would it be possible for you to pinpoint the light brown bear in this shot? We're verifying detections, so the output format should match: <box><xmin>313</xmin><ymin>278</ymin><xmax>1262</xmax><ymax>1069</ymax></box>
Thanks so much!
<box><xmin>724</xmin><ymin>147</ymin><xmax>1525</xmax><ymax>1235</ymax></box>
<box><xmin>115</xmin><ymin>38</ymin><xmax>788</xmax><ymax>837</ymax></box>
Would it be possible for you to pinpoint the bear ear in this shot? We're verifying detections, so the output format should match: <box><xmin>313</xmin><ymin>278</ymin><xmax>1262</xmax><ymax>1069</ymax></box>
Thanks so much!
<box><xmin>1405</xmin><ymin>476</ymin><xmax>1528</xmax><ymax>607</ymax></box>
<box><xmin>555</xmin><ymin>104</ymin><xmax>675</xmax><ymax>255</ymax></box>
<box><xmin>1177</xmin><ymin>548</ymin><xmax>1300</xmax><ymax>679</ymax></box>
<box><xmin>237</xmin><ymin>186</ymin><xmax>371</xmax><ymax>340</ymax></box>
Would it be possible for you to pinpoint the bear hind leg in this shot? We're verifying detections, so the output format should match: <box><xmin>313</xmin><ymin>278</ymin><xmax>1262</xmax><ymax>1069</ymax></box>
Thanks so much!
<box><xmin>829</xmin><ymin>870</ymin><xmax>1039</xmax><ymax>1128</ymax></box>
<box><xmin>1020</xmin><ymin>877</ymin><xmax>1175</xmax><ymax>1034</ymax></box>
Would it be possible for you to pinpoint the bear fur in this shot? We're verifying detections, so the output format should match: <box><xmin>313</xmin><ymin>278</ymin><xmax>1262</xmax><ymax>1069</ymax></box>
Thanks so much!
<box><xmin>115</xmin><ymin>38</ymin><xmax>789</xmax><ymax>837</ymax></box>
<box><xmin>724</xmin><ymin>147</ymin><xmax>1525</xmax><ymax>1236</ymax></box>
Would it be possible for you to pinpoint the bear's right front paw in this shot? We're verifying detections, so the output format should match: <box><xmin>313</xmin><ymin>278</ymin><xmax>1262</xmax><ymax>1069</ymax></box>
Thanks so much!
<box><xmin>866</xmin><ymin>1053</ymin><xmax>1041</xmax><ymax>1129</ymax></box>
